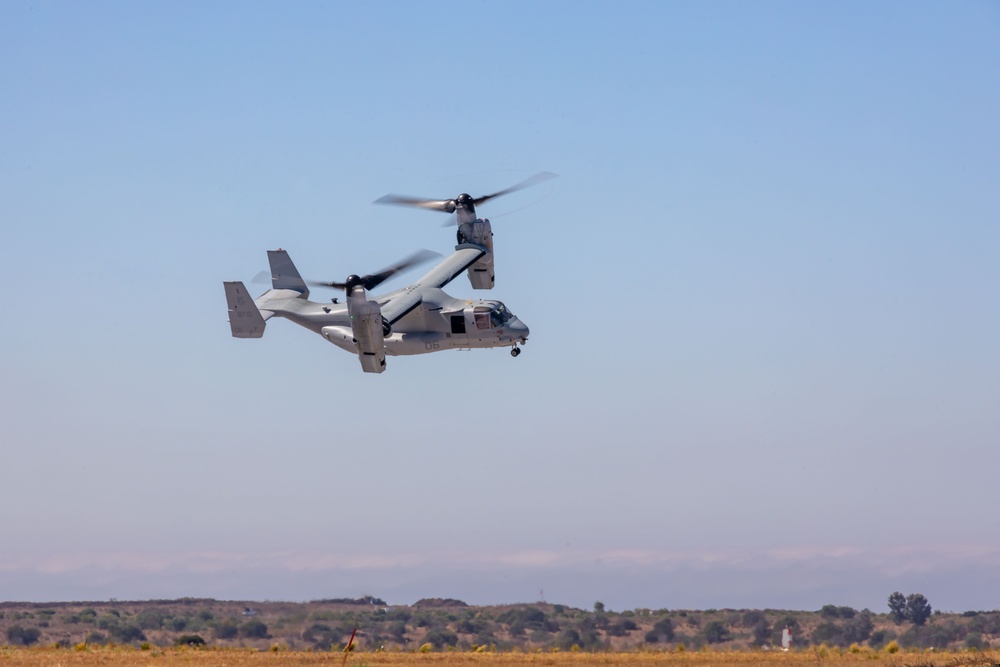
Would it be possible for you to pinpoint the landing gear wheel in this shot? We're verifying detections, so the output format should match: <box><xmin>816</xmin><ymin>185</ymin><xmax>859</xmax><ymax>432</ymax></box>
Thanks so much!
<box><xmin>511</xmin><ymin>347</ymin><xmax>521</xmax><ymax>358</ymax></box>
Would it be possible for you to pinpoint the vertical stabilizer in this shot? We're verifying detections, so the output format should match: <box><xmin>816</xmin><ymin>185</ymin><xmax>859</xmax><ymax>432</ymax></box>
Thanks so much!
<box><xmin>267</xmin><ymin>250</ymin><xmax>310</xmax><ymax>297</ymax></box>
<box><xmin>224</xmin><ymin>281</ymin><xmax>266</xmax><ymax>338</ymax></box>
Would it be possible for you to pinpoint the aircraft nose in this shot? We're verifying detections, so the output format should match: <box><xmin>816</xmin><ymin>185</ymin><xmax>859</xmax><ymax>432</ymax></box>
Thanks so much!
<box><xmin>508</xmin><ymin>317</ymin><xmax>529</xmax><ymax>340</ymax></box>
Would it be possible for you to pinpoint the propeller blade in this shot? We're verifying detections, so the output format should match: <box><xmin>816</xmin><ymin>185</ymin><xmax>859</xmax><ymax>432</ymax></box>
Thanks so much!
<box><xmin>306</xmin><ymin>249</ymin><xmax>440</xmax><ymax>292</ymax></box>
<box><xmin>374</xmin><ymin>172</ymin><xmax>557</xmax><ymax>217</ymax></box>
<box><xmin>374</xmin><ymin>194</ymin><xmax>456</xmax><ymax>214</ymax></box>
<box><xmin>306</xmin><ymin>279</ymin><xmax>348</xmax><ymax>289</ymax></box>
<box><xmin>361</xmin><ymin>249</ymin><xmax>439</xmax><ymax>290</ymax></box>
<box><xmin>472</xmin><ymin>171</ymin><xmax>558</xmax><ymax>207</ymax></box>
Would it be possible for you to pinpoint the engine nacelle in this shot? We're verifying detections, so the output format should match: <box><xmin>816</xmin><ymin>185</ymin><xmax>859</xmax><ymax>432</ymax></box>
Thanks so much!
<box><xmin>457</xmin><ymin>218</ymin><xmax>495</xmax><ymax>289</ymax></box>
<box><xmin>349</xmin><ymin>299</ymin><xmax>387</xmax><ymax>373</ymax></box>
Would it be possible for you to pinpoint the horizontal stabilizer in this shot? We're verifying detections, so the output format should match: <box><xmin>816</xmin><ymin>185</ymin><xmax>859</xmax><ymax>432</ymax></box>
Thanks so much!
<box><xmin>224</xmin><ymin>281</ymin><xmax>266</xmax><ymax>338</ymax></box>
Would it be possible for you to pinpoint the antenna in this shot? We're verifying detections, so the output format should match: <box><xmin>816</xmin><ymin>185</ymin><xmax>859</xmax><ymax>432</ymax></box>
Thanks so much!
<box><xmin>342</xmin><ymin>627</ymin><xmax>357</xmax><ymax>667</ymax></box>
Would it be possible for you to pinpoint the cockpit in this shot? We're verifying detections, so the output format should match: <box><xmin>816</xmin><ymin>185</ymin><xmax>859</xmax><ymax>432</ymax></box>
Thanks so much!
<box><xmin>474</xmin><ymin>302</ymin><xmax>514</xmax><ymax>330</ymax></box>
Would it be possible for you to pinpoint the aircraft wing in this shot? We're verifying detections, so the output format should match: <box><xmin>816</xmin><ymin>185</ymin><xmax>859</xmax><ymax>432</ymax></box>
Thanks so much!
<box><xmin>379</xmin><ymin>245</ymin><xmax>485</xmax><ymax>325</ymax></box>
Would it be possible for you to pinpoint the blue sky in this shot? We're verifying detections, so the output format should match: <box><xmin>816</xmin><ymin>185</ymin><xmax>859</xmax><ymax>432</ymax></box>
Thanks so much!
<box><xmin>1</xmin><ymin>2</ymin><xmax>998</xmax><ymax>612</ymax></box>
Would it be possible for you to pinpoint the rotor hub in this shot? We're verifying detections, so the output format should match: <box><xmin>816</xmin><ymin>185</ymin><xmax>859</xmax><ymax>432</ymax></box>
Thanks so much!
<box><xmin>345</xmin><ymin>274</ymin><xmax>363</xmax><ymax>292</ymax></box>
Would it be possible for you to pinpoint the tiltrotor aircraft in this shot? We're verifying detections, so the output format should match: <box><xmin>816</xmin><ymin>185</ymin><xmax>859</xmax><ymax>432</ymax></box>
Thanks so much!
<box><xmin>223</xmin><ymin>173</ymin><xmax>554</xmax><ymax>373</ymax></box>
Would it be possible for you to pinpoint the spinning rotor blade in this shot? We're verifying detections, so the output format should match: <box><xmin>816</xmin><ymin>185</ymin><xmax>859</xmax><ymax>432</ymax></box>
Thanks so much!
<box><xmin>306</xmin><ymin>249</ymin><xmax>439</xmax><ymax>292</ymax></box>
<box><xmin>374</xmin><ymin>171</ymin><xmax>557</xmax><ymax>218</ymax></box>
<box><xmin>472</xmin><ymin>171</ymin><xmax>558</xmax><ymax>207</ymax></box>
<box><xmin>374</xmin><ymin>194</ymin><xmax>457</xmax><ymax>214</ymax></box>
<box><xmin>361</xmin><ymin>249</ymin><xmax>439</xmax><ymax>290</ymax></box>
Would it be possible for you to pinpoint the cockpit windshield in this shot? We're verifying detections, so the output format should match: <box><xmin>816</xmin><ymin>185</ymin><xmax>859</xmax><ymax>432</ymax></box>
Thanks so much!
<box><xmin>473</xmin><ymin>303</ymin><xmax>514</xmax><ymax>330</ymax></box>
<box><xmin>490</xmin><ymin>303</ymin><xmax>513</xmax><ymax>327</ymax></box>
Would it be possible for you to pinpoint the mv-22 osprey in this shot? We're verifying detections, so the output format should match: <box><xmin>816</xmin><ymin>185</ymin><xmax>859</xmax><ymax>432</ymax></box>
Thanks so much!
<box><xmin>223</xmin><ymin>173</ymin><xmax>554</xmax><ymax>373</ymax></box>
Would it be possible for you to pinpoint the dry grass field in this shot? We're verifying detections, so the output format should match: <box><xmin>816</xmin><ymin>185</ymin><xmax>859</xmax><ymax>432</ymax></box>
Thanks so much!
<box><xmin>0</xmin><ymin>647</ymin><xmax>998</xmax><ymax>667</ymax></box>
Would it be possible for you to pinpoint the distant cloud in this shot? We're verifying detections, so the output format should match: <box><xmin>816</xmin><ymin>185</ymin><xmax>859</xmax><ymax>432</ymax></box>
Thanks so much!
<box><xmin>3</xmin><ymin>543</ymin><xmax>1000</xmax><ymax>576</ymax></box>
<box><xmin>3</xmin><ymin>544</ymin><xmax>999</xmax><ymax>610</ymax></box>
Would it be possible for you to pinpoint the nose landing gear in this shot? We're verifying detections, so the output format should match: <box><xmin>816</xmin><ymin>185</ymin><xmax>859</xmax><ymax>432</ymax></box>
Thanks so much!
<box><xmin>510</xmin><ymin>345</ymin><xmax>521</xmax><ymax>358</ymax></box>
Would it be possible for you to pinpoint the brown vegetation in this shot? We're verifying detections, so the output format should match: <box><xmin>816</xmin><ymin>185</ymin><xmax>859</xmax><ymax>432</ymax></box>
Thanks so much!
<box><xmin>0</xmin><ymin>647</ymin><xmax>999</xmax><ymax>667</ymax></box>
<box><xmin>0</xmin><ymin>598</ymin><xmax>997</xmax><ymax>654</ymax></box>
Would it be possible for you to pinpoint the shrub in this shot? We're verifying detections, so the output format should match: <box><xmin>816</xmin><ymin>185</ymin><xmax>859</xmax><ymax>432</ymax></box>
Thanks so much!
<box><xmin>645</xmin><ymin>618</ymin><xmax>675</xmax><ymax>643</ymax></box>
<box><xmin>885</xmin><ymin>640</ymin><xmax>901</xmax><ymax>654</ymax></box>
<box><xmin>136</xmin><ymin>609</ymin><xmax>169</xmax><ymax>630</ymax></box>
<box><xmin>110</xmin><ymin>624</ymin><xmax>146</xmax><ymax>644</ymax></box>
<box><xmin>751</xmin><ymin>619</ymin><xmax>772</xmax><ymax>646</ymax></box>
<box><xmin>606</xmin><ymin>619</ymin><xmax>637</xmax><ymax>637</ymax></box>
<box><xmin>702</xmin><ymin>620</ymin><xmax>730</xmax><ymax>644</ymax></box>
<box><xmin>6</xmin><ymin>625</ymin><xmax>42</xmax><ymax>646</ymax></box>
<box><xmin>213</xmin><ymin>620</ymin><xmax>239</xmax><ymax>639</ymax></box>
<box><xmin>868</xmin><ymin>629</ymin><xmax>889</xmax><ymax>649</ymax></box>
<box><xmin>85</xmin><ymin>632</ymin><xmax>106</xmax><ymax>645</ymax></box>
<box><xmin>240</xmin><ymin>619</ymin><xmax>269</xmax><ymax>639</ymax></box>
<box><xmin>811</xmin><ymin>621</ymin><xmax>845</xmax><ymax>646</ymax></box>
<box><xmin>423</xmin><ymin>629</ymin><xmax>458</xmax><ymax>649</ymax></box>
<box><xmin>556</xmin><ymin>629</ymin><xmax>581</xmax><ymax>650</ymax></box>
<box><xmin>176</xmin><ymin>634</ymin><xmax>206</xmax><ymax>646</ymax></box>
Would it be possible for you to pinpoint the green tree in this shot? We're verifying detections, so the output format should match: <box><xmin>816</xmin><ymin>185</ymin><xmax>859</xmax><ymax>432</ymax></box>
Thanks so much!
<box><xmin>556</xmin><ymin>628</ymin><xmax>581</xmax><ymax>649</ymax></box>
<box><xmin>593</xmin><ymin>601</ymin><xmax>605</xmax><ymax>614</ymax></box>
<box><xmin>906</xmin><ymin>593</ymin><xmax>932</xmax><ymax>626</ymax></box>
<box><xmin>6</xmin><ymin>625</ymin><xmax>42</xmax><ymax>646</ymax></box>
<box><xmin>240</xmin><ymin>619</ymin><xmax>269</xmax><ymax>639</ymax></box>
<box><xmin>644</xmin><ymin>617</ymin><xmax>675</xmax><ymax>644</ymax></box>
<box><xmin>752</xmin><ymin>619</ymin><xmax>772</xmax><ymax>646</ymax></box>
<box><xmin>85</xmin><ymin>632</ymin><xmax>107</xmax><ymax>645</ymax></box>
<box><xmin>606</xmin><ymin>619</ymin><xmax>637</xmax><ymax>637</ymax></box>
<box><xmin>812</xmin><ymin>621</ymin><xmax>847</xmax><ymax>646</ymax></box>
<box><xmin>888</xmin><ymin>592</ymin><xmax>907</xmax><ymax>624</ymax></box>
<box><xmin>423</xmin><ymin>629</ymin><xmax>458</xmax><ymax>649</ymax></box>
<box><xmin>842</xmin><ymin>609</ymin><xmax>874</xmax><ymax>644</ymax></box>
<box><xmin>213</xmin><ymin>620</ymin><xmax>239</xmax><ymax>639</ymax></box>
<box><xmin>136</xmin><ymin>609</ymin><xmax>168</xmax><ymax>630</ymax></box>
<box><xmin>702</xmin><ymin>620</ymin><xmax>730</xmax><ymax>644</ymax></box>
<box><xmin>868</xmin><ymin>629</ymin><xmax>893</xmax><ymax>650</ymax></box>
<box><xmin>110</xmin><ymin>624</ymin><xmax>146</xmax><ymax>644</ymax></box>
<box><xmin>820</xmin><ymin>605</ymin><xmax>840</xmax><ymax>619</ymax></box>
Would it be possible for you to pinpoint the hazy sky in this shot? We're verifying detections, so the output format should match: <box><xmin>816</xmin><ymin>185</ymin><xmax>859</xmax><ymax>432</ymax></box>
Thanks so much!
<box><xmin>2</xmin><ymin>2</ymin><xmax>998</xmax><ymax>612</ymax></box>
